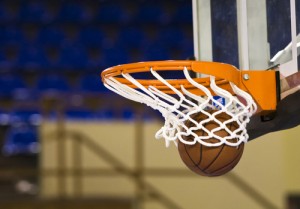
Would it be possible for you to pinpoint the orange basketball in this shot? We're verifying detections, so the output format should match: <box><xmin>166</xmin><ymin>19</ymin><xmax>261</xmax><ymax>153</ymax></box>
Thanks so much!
<box><xmin>178</xmin><ymin>110</ymin><xmax>244</xmax><ymax>177</ymax></box>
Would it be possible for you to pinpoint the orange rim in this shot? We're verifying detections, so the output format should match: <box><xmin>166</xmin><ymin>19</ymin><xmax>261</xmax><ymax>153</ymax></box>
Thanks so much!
<box><xmin>101</xmin><ymin>60</ymin><xmax>241</xmax><ymax>95</ymax></box>
<box><xmin>100</xmin><ymin>60</ymin><xmax>279</xmax><ymax>111</ymax></box>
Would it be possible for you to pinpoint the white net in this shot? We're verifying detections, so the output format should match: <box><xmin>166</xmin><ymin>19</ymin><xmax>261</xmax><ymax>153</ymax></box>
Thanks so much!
<box><xmin>104</xmin><ymin>67</ymin><xmax>257</xmax><ymax>147</ymax></box>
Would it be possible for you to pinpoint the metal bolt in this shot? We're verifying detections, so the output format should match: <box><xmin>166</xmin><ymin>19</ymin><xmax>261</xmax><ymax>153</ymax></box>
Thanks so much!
<box><xmin>243</xmin><ymin>74</ymin><xmax>250</xmax><ymax>80</ymax></box>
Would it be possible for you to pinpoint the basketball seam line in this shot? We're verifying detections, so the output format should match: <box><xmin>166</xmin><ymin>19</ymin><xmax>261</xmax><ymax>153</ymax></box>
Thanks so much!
<box><xmin>183</xmin><ymin>122</ymin><xmax>211</xmax><ymax>175</ymax></box>
<box><xmin>184</xmin><ymin>144</ymin><xmax>211</xmax><ymax>175</ymax></box>
<box><xmin>211</xmin><ymin>145</ymin><xmax>243</xmax><ymax>175</ymax></box>
<box><xmin>202</xmin><ymin>122</ymin><xmax>233</xmax><ymax>172</ymax></box>
<box><xmin>183</xmin><ymin>143</ymin><xmax>208</xmax><ymax>174</ymax></box>
<box><xmin>202</xmin><ymin>144</ymin><xmax>225</xmax><ymax>172</ymax></box>
<box><xmin>197</xmin><ymin>127</ymin><xmax>205</xmax><ymax>165</ymax></box>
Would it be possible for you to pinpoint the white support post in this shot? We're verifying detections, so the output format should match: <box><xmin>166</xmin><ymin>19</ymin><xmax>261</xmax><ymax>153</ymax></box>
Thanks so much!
<box><xmin>237</xmin><ymin>0</ymin><xmax>269</xmax><ymax>70</ymax></box>
<box><xmin>192</xmin><ymin>0</ymin><xmax>213</xmax><ymax>62</ymax></box>
<box><xmin>289</xmin><ymin>0</ymin><xmax>298</xmax><ymax>74</ymax></box>
<box><xmin>236</xmin><ymin>0</ymin><xmax>249</xmax><ymax>70</ymax></box>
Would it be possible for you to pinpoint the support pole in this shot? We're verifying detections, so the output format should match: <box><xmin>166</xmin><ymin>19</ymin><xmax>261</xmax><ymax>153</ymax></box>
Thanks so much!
<box><xmin>193</xmin><ymin>0</ymin><xmax>213</xmax><ymax>62</ymax></box>
<box><xmin>237</xmin><ymin>0</ymin><xmax>249</xmax><ymax>70</ymax></box>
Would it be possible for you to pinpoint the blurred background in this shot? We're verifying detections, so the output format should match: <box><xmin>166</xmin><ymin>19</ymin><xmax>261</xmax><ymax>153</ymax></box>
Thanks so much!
<box><xmin>0</xmin><ymin>0</ymin><xmax>193</xmax><ymax>208</ymax></box>
<box><xmin>0</xmin><ymin>0</ymin><xmax>299</xmax><ymax>209</ymax></box>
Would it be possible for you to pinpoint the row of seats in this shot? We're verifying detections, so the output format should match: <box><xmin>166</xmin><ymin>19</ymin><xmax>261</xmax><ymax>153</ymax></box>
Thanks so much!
<box><xmin>0</xmin><ymin>26</ymin><xmax>191</xmax><ymax>48</ymax></box>
<box><xmin>0</xmin><ymin>0</ymin><xmax>194</xmax><ymax>72</ymax></box>
<box><xmin>1</xmin><ymin>105</ymin><xmax>160</xmax><ymax>156</ymax></box>
<box><xmin>0</xmin><ymin>68</ymin><xmax>193</xmax><ymax>98</ymax></box>
<box><xmin>0</xmin><ymin>0</ymin><xmax>191</xmax><ymax>157</ymax></box>
<box><xmin>0</xmin><ymin>74</ymin><xmax>109</xmax><ymax>98</ymax></box>
<box><xmin>0</xmin><ymin>106</ymin><xmax>149</xmax><ymax>156</ymax></box>
<box><xmin>0</xmin><ymin>25</ymin><xmax>193</xmax><ymax>71</ymax></box>
<box><xmin>2</xmin><ymin>124</ymin><xmax>39</xmax><ymax>156</ymax></box>
<box><xmin>0</xmin><ymin>107</ymin><xmax>140</xmax><ymax>124</ymax></box>
<box><xmin>0</xmin><ymin>45</ymin><xmax>192</xmax><ymax>72</ymax></box>
<box><xmin>0</xmin><ymin>107</ymin><xmax>160</xmax><ymax>128</ymax></box>
<box><xmin>0</xmin><ymin>1</ymin><xmax>192</xmax><ymax>24</ymax></box>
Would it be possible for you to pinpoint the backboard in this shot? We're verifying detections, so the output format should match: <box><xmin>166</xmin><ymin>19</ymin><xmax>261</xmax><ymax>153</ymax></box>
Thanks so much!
<box><xmin>193</xmin><ymin>0</ymin><xmax>300</xmax><ymax>77</ymax></box>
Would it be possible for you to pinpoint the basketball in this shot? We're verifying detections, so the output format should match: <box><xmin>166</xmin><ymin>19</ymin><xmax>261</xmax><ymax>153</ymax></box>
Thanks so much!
<box><xmin>178</xmin><ymin>110</ymin><xmax>244</xmax><ymax>177</ymax></box>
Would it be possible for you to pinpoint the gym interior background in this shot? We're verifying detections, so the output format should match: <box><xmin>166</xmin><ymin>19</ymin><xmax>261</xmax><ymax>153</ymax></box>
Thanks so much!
<box><xmin>0</xmin><ymin>0</ymin><xmax>299</xmax><ymax>209</ymax></box>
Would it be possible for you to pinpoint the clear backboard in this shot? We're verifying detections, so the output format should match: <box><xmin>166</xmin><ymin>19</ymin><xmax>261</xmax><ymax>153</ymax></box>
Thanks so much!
<box><xmin>193</xmin><ymin>0</ymin><xmax>300</xmax><ymax>77</ymax></box>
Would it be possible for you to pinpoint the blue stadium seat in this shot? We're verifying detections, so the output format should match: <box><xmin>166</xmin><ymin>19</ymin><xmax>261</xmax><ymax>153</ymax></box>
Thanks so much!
<box><xmin>58</xmin><ymin>45</ymin><xmax>88</xmax><ymax>70</ymax></box>
<box><xmin>11</xmin><ymin>109</ymin><xmax>41</xmax><ymax>125</ymax></box>
<box><xmin>0</xmin><ymin>46</ymin><xmax>19</xmax><ymax>71</ymax></box>
<box><xmin>0</xmin><ymin>27</ymin><xmax>5</xmax><ymax>43</ymax></box>
<box><xmin>19</xmin><ymin>1</ymin><xmax>50</xmax><ymax>23</ymax></box>
<box><xmin>0</xmin><ymin>109</ymin><xmax>10</xmax><ymax>125</ymax></box>
<box><xmin>97</xmin><ymin>4</ymin><xmax>127</xmax><ymax>24</ymax></box>
<box><xmin>177</xmin><ymin>39</ymin><xmax>194</xmax><ymax>59</ymax></box>
<box><xmin>78</xmin><ymin>27</ymin><xmax>105</xmax><ymax>48</ymax></box>
<box><xmin>155</xmin><ymin>27</ymin><xmax>186</xmax><ymax>48</ymax></box>
<box><xmin>65</xmin><ymin>108</ymin><xmax>95</xmax><ymax>120</ymax></box>
<box><xmin>141</xmin><ymin>45</ymin><xmax>170</xmax><ymax>61</ymax></box>
<box><xmin>95</xmin><ymin>107</ymin><xmax>115</xmax><ymax>120</ymax></box>
<box><xmin>0</xmin><ymin>27</ymin><xmax>25</xmax><ymax>46</ymax></box>
<box><xmin>37</xmin><ymin>27</ymin><xmax>65</xmax><ymax>46</ymax></box>
<box><xmin>0</xmin><ymin>52</ymin><xmax>6</xmax><ymax>68</ymax></box>
<box><xmin>102</xmin><ymin>47</ymin><xmax>129</xmax><ymax>68</ymax></box>
<box><xmin>0</xmin><ymin>75</ymin><xmax>26</xmax><ymax>98</ymax></box>
<box><xmin>79</xmin><ymin>74</ymin><xmax>108</xmax><ymax>93</ymax></box>
<box><xmin>36</xmin><ymin>75</ymin><xmax>69</xmax><ymax>92</ymax></box>
<box><xmin>134</xmin><ymin>5</ymin><xmax>164</xmax><ymax>24</ymax></box>
<box><xmin>171</xmin><ymin>4</ymin><xmax>193</xmax><ymax>24</ymax></box>
<box><xmin>2</xmin><ymin>125</ymin><xmax>39</xmax><ymax>156</ymax></box>
<box><xmin>58</xmin><ymin>2</ymin><xmax>90</xmax><ymax>23</ymax></box>
<box><xmin>141</xmin><ymin>108</ymin><xmax>162</xmax><ymax>121</ymax></box>
<box><xmin>121</xmin><ymin>107</ymin><xmax>135</xmax><ymax>120</ymax></box>
<box><xmin>117</xmin><ymin>27</ymin><xmax>146</xmax><ymax>48</ymax></box>
<box><xmin>87</xmin><ymin>50</ymin><xmax>104</xmax><ymax>70</ymax></box>
<box><xmin>96</xmin><ymin>106</ymin><xmax>134</xmax><ymax>120</ymax></box>
<box><xmin>17</xmin><ymin>45</ymin><xmax>49</xmax><ymax>70</ymax></box>
<box><xmin>0</xmin><ymin>3</ymin><xmax>14</xmax><ymax>23</ymax></box>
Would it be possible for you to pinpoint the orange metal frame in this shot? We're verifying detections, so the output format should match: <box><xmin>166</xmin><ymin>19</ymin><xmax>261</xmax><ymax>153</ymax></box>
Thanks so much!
<box><xmin>101</xmin><ymin>61</ymin><xmax>278</xmax><ymax>112</ymax></box>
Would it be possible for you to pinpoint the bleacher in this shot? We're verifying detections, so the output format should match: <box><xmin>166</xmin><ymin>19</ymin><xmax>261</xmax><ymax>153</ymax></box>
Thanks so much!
<box><xmin>0</xmin><ymin>0</ymin><xmax>194</xmax><ymax>157</ymax></box>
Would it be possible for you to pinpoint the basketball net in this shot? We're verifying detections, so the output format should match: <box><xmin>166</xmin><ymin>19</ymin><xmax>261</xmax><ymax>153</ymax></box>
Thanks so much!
<box><xmin>103</xmin><ymin>65</ymin><xmax>257</xmax><ymax>147</ymax></box>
